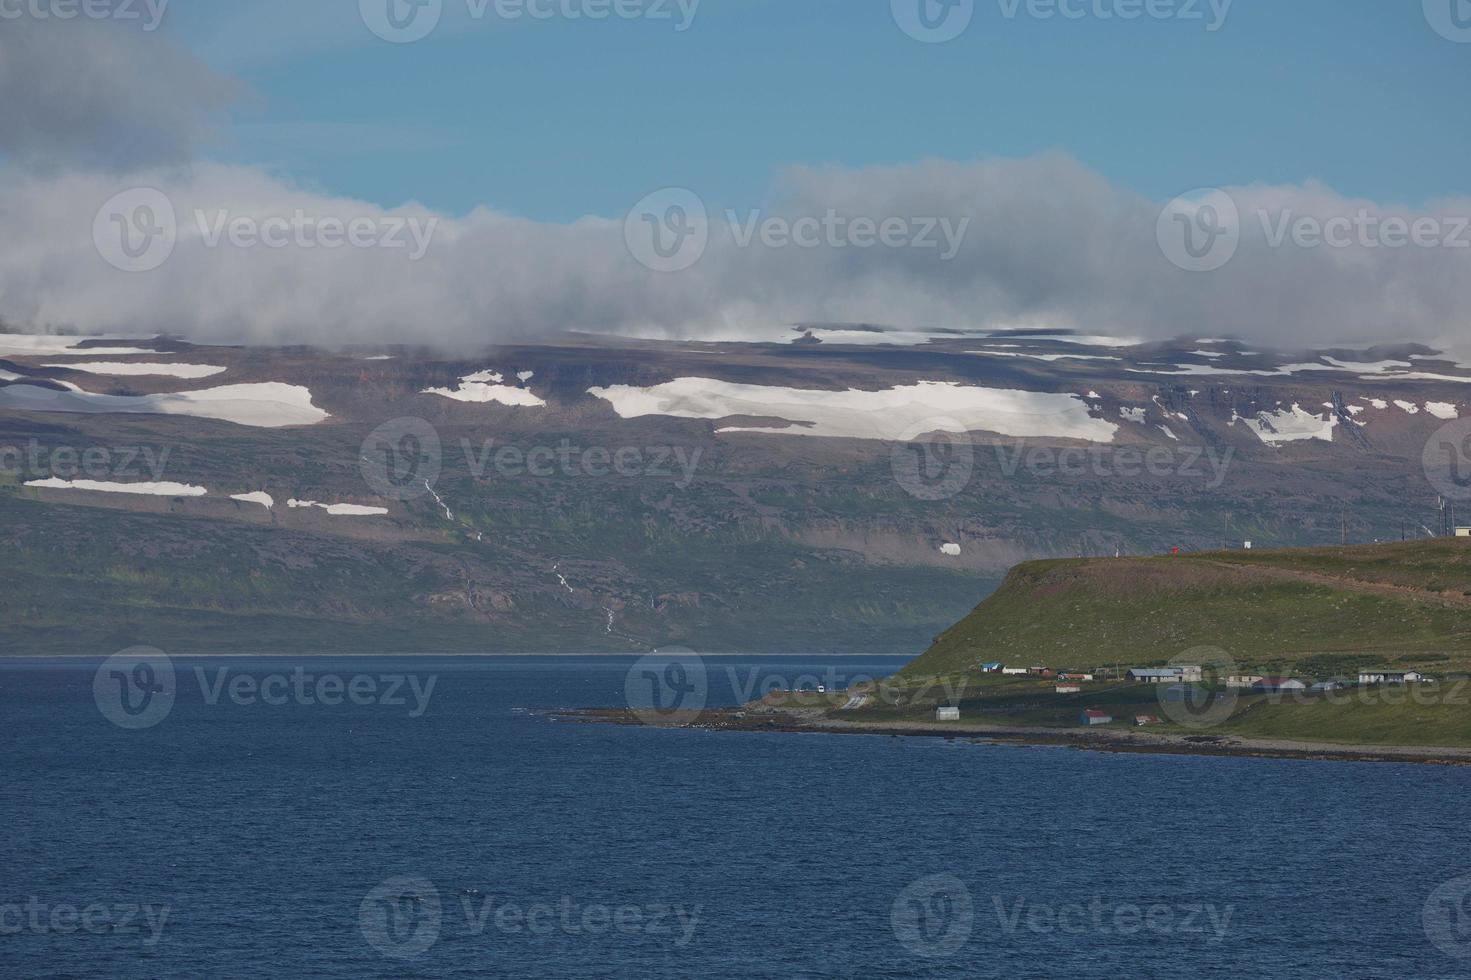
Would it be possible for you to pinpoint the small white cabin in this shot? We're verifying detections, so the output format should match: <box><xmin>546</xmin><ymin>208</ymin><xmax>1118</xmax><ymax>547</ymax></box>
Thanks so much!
<box><xmin>936</xmin><ymin>707</ymin><xmax>960</xmax><ymax>722</ymax></box>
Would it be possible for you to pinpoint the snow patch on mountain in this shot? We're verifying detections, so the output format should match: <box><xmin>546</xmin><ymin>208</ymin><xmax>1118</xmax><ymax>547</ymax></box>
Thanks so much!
<box><xmin>0</xmin><ymin>381</ymin><xmax>329</xmax><ymax>427</ymax></box>
<box><xmin>589</xmin><ymin>378</ymin><xmax>1119</xmax><ymax>442</ymax></box>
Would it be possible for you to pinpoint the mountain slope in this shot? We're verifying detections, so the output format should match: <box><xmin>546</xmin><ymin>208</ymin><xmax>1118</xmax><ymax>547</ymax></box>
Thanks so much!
<box><xmin>903</xmin><ymin>540</ymin><xmax>1471</xmax><ymax>678</ymax></box>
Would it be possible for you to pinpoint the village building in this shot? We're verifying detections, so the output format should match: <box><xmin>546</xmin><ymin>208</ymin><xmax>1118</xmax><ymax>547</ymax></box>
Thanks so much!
<box><xmin>1134</xmin><ymin>715</ymin><xmax>1163</xmax><ymax>726</ymax></box>
<box><xmin>1252</xmin><ymin>677</ymin><xmax>1307</xmax><ymax>693</ymax></box>
<box><xmin>935</xmin><ymin>707</ymin><xmax>960</xmax><ymax>722</ymax></box>
<box><xmin>1127</xmin><ymin>668</ymin><xmax>1183</xmax><ymax>683</ymax></box>
<box><xmin>1226</xmin><ymin>675</ymin><xmax>1265</xmax><ymax>689</ymax></box>
<box><xmin>1080</xmin><ymin>710</ymin><xmax>1112</xmax><ymax>726</ymax></box>
<box><xmin>1358</xmin><ymin>670</ymin><xmax>1428</xmax><ymax>685</ymax></box>
<box><xmin>1055</xmin><ymin>684</ymin><xmax>1081</xmax><ymax>695</ymax></box>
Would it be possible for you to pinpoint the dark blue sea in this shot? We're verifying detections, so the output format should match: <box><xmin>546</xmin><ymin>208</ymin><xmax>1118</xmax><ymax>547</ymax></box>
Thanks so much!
<box><xmin>3</xmin><ymin>656</ymin><xmax>1470</xmax><ymax>979</ymax></box>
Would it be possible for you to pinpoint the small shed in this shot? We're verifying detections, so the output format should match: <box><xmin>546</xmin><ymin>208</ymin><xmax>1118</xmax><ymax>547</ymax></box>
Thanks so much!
<box><xmin>1080</xmin><ymin>710</ymin><xmax>1112</xmax><ymax>726</ymax></box>
<box><xmin>936</xmin><ymin>707</ymin><xmax>960</xmax><ymax>722</ymax></box>
<box><xmin>1134</xmin><ymin>715</ymin><xmax>1163</xmax><ymax>727</ymax></box>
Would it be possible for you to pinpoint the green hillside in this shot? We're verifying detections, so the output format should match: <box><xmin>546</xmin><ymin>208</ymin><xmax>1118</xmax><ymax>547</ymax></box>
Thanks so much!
<box><xmin>902</xmin><ymin>539</ymin><xmax>1471</xmax><ymax>680</ymax></box>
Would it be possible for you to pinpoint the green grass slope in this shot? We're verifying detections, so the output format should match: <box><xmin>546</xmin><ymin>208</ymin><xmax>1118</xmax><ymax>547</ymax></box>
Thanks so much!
<box><xmin>903</xmin><ymin>539</ymin><xmax>1471</xmax><ymax>679</ymax></box>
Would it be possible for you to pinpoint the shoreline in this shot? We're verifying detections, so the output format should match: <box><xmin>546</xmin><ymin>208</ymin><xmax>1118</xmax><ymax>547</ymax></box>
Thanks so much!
<box><xmin>561</xmin><ymin>707</ymin><xmax>1471</xmax><ymax>767</ymax></box>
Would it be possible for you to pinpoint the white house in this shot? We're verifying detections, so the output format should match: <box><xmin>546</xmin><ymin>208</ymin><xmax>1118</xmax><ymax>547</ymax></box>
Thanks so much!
<box><xmin>1226</xmin><ymin>675</ymin><xmax>1265</xmax><ymax>689</ymax></box>
<box><xmin>936</xmin><ymin>707</ymin><xmax>960</xmax><ymax>721</ymax></box>
<box><xmin>1055</xmin><ymin>685</ymin><xmax>1081</xmax><ymax>694</ymax></box>
<box><xmin>1358</xmin><ymin>670</ymin><xmax>1428</xmax><ymax>685</ymax></box>
<box><xmin>1001</xmin><ymin>667</ymin><xmax>1029</xmax><ymax>676</ymax></box>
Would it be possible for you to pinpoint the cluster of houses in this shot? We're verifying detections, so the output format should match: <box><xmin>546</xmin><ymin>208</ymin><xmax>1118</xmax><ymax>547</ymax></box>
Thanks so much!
<box><xmin>942</xmin><ymin>660</ymin><xmax>1442</xmax><ymax>726</ymax></box>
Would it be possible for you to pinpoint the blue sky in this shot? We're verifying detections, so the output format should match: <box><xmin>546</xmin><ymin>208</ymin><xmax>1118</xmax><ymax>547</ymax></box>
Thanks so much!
<box><xmin>160</xmin><ymin>0</ymin><xmax>1471</xmax><ymax>222</ymax></box>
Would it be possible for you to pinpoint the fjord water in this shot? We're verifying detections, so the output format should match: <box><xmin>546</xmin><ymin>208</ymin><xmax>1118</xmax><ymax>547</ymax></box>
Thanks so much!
<box><xmin>2</xmin><ymin>657</ymin><xmax>1468</xmax><ymax>979</ymax></box>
